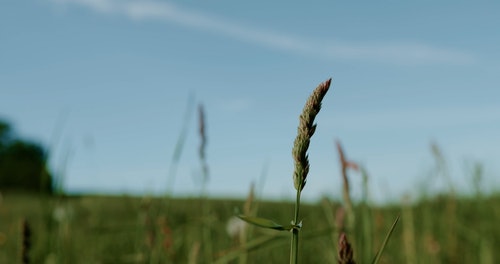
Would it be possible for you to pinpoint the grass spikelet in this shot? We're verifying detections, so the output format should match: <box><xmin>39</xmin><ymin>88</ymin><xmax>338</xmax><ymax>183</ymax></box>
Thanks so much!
<box><xmin>338</xmin><ymin>232</ymin><xmax>355</xmax><ymax>264</ymax></box>
<box><xmin>198</xmin><ymin>103</ymin><xmax>209</xmax><ymax>183</ymax></box>
<box><xmin>292</xmin><ymin>78</ymin><xmax>331</xmax><ymax>191</ymax></box>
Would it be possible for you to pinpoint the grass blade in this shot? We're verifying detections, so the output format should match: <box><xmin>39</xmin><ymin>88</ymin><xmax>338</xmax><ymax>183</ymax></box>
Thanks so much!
<box><xmin>237</xmin><ymin>215</ymin><xmax>292</xmax><ymax>231</ymax></box>
<box><xmin>372</xmin><ymin>214</ymin><xmax>400</xmax><ymax>264</ymax></box>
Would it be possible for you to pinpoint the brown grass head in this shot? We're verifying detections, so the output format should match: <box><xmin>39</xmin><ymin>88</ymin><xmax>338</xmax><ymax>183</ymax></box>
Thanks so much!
<box><xmin>338</xmin><ymin>232</ymin><xmax>356</xmax><ymax>264</ymax></box>
<box><xmin>292</xmin><ymin>78</ymin><xmax>331</xmax><ymax>191</ymax></box>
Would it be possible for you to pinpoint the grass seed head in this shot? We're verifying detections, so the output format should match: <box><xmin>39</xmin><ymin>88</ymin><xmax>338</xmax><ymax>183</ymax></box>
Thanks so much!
<box><xmin>292</xmin><ymin>78</ymin><xmax>331</xmax><ymax>191</ymax></box>
<box><xmin>338</xmin><ymin>232</ymin><xmax>355</xmax><ymax>264</ymax></box>
<box><xmin>198</xmin><ymin>104</ymin><xmax>207</xmax><ymax>161</ymax></box>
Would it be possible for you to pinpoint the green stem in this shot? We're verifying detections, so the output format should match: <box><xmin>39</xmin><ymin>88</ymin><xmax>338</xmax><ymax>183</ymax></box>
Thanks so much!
<box><xmin>290</xmin><ymin>188</ymin><xmax>301</xmax><ymax>264</ymax></box>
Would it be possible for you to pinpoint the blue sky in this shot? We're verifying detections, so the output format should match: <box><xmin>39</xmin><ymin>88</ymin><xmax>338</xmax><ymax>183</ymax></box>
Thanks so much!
<box><xmin>1</xmin><ymin>0</ymin><xmax>499</xmax><ymax>203</ymax></box>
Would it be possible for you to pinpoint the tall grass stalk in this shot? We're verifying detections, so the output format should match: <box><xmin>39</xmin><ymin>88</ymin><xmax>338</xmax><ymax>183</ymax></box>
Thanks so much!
<box><xmin>401</xmin><ymin>195</ymin><xmax>416</xmax><ymax>264</ymax></box>
<box><xmin>290</xmin><ymin>78</ymin><xmax>331</xmax><ymax>263</ymax></box>
<box><xmin>470</xmin><ymin>162</ymin><xmax>494</xmax><ymax>264</ymax></box>
<box><xmin>20</xmin><ymin>218</ymin><xmax>31</xmax><ymax>264</ymax></box>
<box><xmin>166</xmin><ymin>93</ymin><xmax>195</xmax><ymax>196</ymax></box>
<box><xmin>39</xmin><ymin>112</ymin><xmax>69</xmax><ymax>263</ymax></box>
<box><xmin>359</xmin><ymin>166</ymin><xmax>373</xmax><ymax>264</ymax></box>
<box><xmin>144</xmin><ymin>93</ymin><xmax>194</xmax><ymax>263</ymax></box>
<box><xmin>198</xmin><ymin>103</ymin><xmax>213</xmax><ymax>262</ymax></box>
<box><xmin>335</xmin><ymin>140</ymin><xmax>358</xmax><ymax>233</ymax></box>
<box><xmin>431</xmin><ymin>143</ymin><xmax>458</xmax><ymax>262</ymax></box>
<box><xmin>198</xmin><ymin>104</ymin><xmax>209</xmax><ymax>195</ymax></box>
<box><xmin>238</xmin><ymin>183</ymin><xmax>256</xmax><ymax>264</ymax></box>
<box><xmin>320</xmin><ymin>197</ymin><xmax>339</xmax><ymax>260</ymax></box>
<box><xmin>43</xmin><ymin>110</ymin><xmax>68</xmax><ymax>195</ymax></box>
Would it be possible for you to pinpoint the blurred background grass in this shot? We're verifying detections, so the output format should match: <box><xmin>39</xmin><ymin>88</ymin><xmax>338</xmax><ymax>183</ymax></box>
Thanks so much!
<box><xmin>0</xmin><ymin>189</ymin><xmax>499</xmax><ymax>263</ymax></box>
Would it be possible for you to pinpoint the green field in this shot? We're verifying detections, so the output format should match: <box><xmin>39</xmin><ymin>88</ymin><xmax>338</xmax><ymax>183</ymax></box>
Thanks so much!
<box><xmin>0</xmin><ymin>191</ymin><xmax>499</xmax><ymax>263</ymax></box>
<box><xmin>1</xmin><ymin>81</ymin><xmax>498</xmax><ymax>263</ymax></box>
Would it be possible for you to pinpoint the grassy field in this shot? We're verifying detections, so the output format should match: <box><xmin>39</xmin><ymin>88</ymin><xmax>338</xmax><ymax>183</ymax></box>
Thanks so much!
<box><xmin>2</xmin><ymin>80</ymin><xmax>500</xmax><ymax>263</ymax></box>
<box><xmin>0</xmin><ymin>191</ymin><xmax>499</xmax><ymax>263</ymax></box>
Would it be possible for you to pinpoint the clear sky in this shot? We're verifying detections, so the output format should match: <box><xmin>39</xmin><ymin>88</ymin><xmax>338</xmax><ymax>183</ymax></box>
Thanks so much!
<box><xmin>1</xmin><ymin>0</ymin><xmax>499</xmax><ymax>203</ymax></box>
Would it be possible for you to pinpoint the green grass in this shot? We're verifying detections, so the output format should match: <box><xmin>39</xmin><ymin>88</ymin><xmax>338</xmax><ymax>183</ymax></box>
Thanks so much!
<box><xmin>0</xmin><ymin>191</ymin><xmax>499</xmax><ymax>263</ymax></box>
<box><xmin>2</xmin><ymin>80</ymin><xmax>499</xmax><ymax>263</ymax></box>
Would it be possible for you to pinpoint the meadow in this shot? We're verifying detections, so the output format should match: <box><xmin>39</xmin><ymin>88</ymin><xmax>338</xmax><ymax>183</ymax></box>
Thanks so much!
<box><xmin>0</xmin><ymin>190</ymin><xmax>499</xmax><ymax>263</ymax></box>
<box><xmin>1</xmin><ymin>79</ymin><xmax>499</xmax><ymax>263</ymax></box>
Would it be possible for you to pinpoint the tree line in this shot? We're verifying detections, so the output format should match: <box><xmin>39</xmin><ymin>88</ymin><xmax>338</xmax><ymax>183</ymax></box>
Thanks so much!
<box><xmin>0</xmin><ymin>120</ymin><xmax>53</xmax><ymax>193</ymax></box>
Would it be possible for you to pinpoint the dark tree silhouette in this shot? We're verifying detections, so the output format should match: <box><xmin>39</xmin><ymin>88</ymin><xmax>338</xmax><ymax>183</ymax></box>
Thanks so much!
<box><xmin>0</xmin><ymin>120</ymin><xmax>53</xmax><ymax>193</ymax></box>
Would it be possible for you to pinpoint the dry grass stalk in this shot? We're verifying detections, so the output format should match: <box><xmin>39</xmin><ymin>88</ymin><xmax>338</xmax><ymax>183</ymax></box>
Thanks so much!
<box><xmin>335</xmin><ymin>206</ymin><xmax>346</xmax><ymax>233</ymax></box>
<box><xmin>335</xmin><ymin>140</ymin><xmax>358</xmax><ymax>231</ymax></box>
<box><xmin>20</xmin><ymin>218</ymin><xmax>32</xmax><ymax>264</ymax></box>
<box><xmin>292</xmin><ymin>78</ymin><xmax>331</xmax><ymax>191</ymax></box>
<box><xmin>334</xmin><ymin>206</ymin><xmax>346</xmax><ymax>257</ymax></box>
<box><xmin>338</xmin><ymin>232</ymin><xmax>356</xmax><ymax>264</ymax></box>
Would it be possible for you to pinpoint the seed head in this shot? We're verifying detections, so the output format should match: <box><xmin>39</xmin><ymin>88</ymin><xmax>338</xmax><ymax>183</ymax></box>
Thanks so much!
<box><xmin>292</xmin><ymin>78</ymin><xmax>331</xmax><ymax>191</ymax></box>
<box><xmin>338</xmin><ymin>232</ymin><xmax>355</xmax><ymax>264</ymax></box>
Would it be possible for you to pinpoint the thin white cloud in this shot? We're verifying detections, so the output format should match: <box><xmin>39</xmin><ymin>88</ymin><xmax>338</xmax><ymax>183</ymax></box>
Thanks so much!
<box><xmin>50</xmin><ymin>0</ymin><xmax>476</xmax><ymax>65</ymax></box>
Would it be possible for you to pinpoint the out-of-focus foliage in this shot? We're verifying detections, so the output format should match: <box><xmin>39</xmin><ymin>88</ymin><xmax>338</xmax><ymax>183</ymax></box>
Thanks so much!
<box><xmin>0</xmin><ymin>120</ymin><xmax>53</xmax><ymax>193</ymax></box>
<box><xmin>0</xmin><ymin>194</ymin><xmax>499</xmax><ymax>263</ymax></box>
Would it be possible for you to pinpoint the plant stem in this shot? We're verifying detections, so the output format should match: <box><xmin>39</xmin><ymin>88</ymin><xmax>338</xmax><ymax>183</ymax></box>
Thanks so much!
<box><xmin>290</xmin><ymin>188</ymin><xmax>301</xmax><ymax>264</ymax></box>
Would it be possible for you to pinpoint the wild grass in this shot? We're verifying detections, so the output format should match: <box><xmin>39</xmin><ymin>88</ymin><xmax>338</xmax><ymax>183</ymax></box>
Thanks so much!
<box><xmin>197</xmin><ymin>103</ymin><xmax>214</xmax><ymax>262</ymax></box>
<box><xmin>290</xmin><ymin>78</ymin><xmax>331</xmax><ymax>263</ymax></box>
<box><xmin>1</xmin><ymin>192</ymin><xmax>499</xmax><ymax>263</ymax></box>
<box><xmin>166</xmin><ymin>93</ymin><xmax>195</xmax><ymax>197</ymax></box>
<box><xmin>1</xmin><ymin>79</ymin><xmax>499</xmax><ymax>263</ymax></box>
<box><xmin>236</xmin><ymin>78</ymin><xmax>331</xmax><ymax>263</ymax></box>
